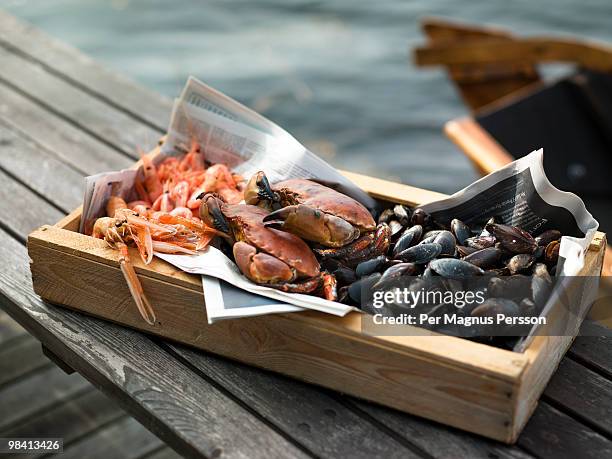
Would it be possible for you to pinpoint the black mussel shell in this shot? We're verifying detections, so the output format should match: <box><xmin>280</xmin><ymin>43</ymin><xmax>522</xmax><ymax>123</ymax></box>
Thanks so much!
<box><xmin>355</xmin><ymin>255</ymin><xmax>389</xmax><ymax>278</ymax></box>
<box><xmin>333</xmin><ymin>266</ymin><xmax>357</xmax><ymax>286</ymax></box>
<box><xmin>488</xmin><ymin>275</ymin><xmax>531</xmax><ymax>299</ymax></box>
<box><xmin>535</xmin><ymin>229</ymin><xmax>562</xmax><ymax>247</ymax></box>
<box><xmin>373</xmin><ymin>263</ymin><xmax>418</xmax><ymax>289</ymax></box>
<box><xmin>463</xmin><ymin>247</ymin><xmax>502</xmax><ymax>269</ymax></box>
<box><xmin>395</xmin><ymin>243</ymin><xmax>442</xmax><ymax>264</ymax></box>
<box><xmin>410</xmin><ymin>208</ymin><xmax>431</xmax><ymax>226</ymax></box>
<box><xmin>506</xmin><ymin>253</ymin><xmax>535</xmax><ymax>275</ymax></box>
<box><xmin>419</xmin><ymin>235</ymin><xmax>438</xmax><ymax>245</ymax></box>
<box><xmin>429</xmin><ymin>258</ymin><xmax>484</xmax><ymax>279</ymax></box>
<box><xmin>465</xmin><ymin>235</ymin><xmax>497</xmax><ymax>250</ymax></box>
<box><xmin>519</xmin><ymin>298</ymin><xmax>538</xmax><ymax>317</ymax></box>
<box><xmin>451</xmin><ymin>219</ymin><xmax>471</xmax><ymax>245</ymax></box>
<box><xmin>471</xmin><ymin>298</ymin><xmax>519</xmax><ymax>317</ymax></box>
<box><xmin>393</xmin><ymin>225</ymin><xmax>423</xmax><ymax>256</ymax></box>
<box><xmin>388</xmin><ymin>220</ymin><xmax>404</xmax><ymax>239</ymax></box>
<box><xmin>338</xmin><ymin>286</ymin><xmax>351</xmax><ymax>304</ymax></box>
<box><xmin>456</xmin><ymin>245</ymin><xmax>477</xmax><ymax>257</ymax></box>
<box><xmin>377</xmin><ymin>208</ymin><xmax>395</xmax><ymax>225</ymax></box>
<box><xmin>485</xmin><ymin>222</ymin><xmax>537</xmax><ymax>254</ymax></box>
<box><xmin>423</xmin><ymin>229</ymin><xmax>443</xmax><ymax>240</ymax></box>
<box><xmin>434</xmin><ymin>230</ymin><xmax>456</xmax><ymax>256</ymax></box>
<box><xmin>393</xmin><ymin>204</ymin><xmax>411</xmax><ymax>225</ymax></box>
<box><xmin>348</xmin><ymin>273</ymin><xmax>382</xmax><ymax>304</ymax></box>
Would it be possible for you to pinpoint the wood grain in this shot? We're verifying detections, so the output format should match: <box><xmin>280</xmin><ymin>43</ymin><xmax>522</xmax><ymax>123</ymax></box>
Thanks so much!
<box><xmin>0</xmin><ymin>122</ymin><xmax>84</xmax><ymax>212</ymax></box>
<box><xmin>0</xmin><ymin>365</ymin><xmax>90</xmax><ymax>432</ymax></box>
<box><xmin>0</xmin><ymin>45</ymin><xmax>159</xmax><ymax>157</ymax></box>
<box><xmin>417</xmin><ymin>18</ymin><xmax>540</xmax><ymax>111</ymax></box>
<box><xmin>544</xmin><ymin>358</ymin><xmax>612</xmax><ymax>437</ymax></box>
<box><xmin>518</xmin><ymin>403</ymin><xmax>612</xmax><ymax>459</ymax></box>
<box><xmin>2</xmin><ymin>390</ymin><xmax>125</xmax><ymax>459</ymax></box>
<box><xmin>444</xmin><ymin>117</ymin><xmax>514</xmax><ymax>175</ymax></box>
<box><xmin>1</xmin><ymin>226</ymin><xmax>310</xmax><ymax>458</ymax></box>
<box><xmin>59</xmin><ymin>415</ymin><xmax>166</xmax><ymax>459</ymax></box>
<box><xmin>414</xmin><ymin>37</ymin><xmax>612</xmax><ymax>73</ymax></box>
<box><xmin>0</xmin><ymin>81</ymin><xmax>132</xmax><ymax>174</ymax></box>
<box><xmin>169</xmin><ymin>344</ymin><xmax>422</xmax><ymax>459</ymax></box>
<box><xmin>0</xmin><ymin>336</ymin><xmax>51</xmax><ymax>386</ymax></box>
<box><xmin>0</xmin><ymin>309</ymin><xmax>26</xmax><ymax>345</ymax></box>
<box><xmin>28</xmin><ymin>165</ymin><xmax>607</xmax><ymax>443</ymax></box>
<box><xmin>0</xmin><ymin>9</ymin><xmax>172</xmax><ymax>130</ymax></box>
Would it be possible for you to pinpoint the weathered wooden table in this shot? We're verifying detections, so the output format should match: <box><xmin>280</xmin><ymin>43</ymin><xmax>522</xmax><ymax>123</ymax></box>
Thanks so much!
<box><xmin>0</xmin><ymin>10</ymin><xmax>611</xmax><ymax>459</ymax></box>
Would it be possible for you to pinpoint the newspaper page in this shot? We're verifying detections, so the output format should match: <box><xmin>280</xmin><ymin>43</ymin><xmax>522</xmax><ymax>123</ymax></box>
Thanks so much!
<box><xmin>155</xmin><ymin>248</ymin><xmax>353</xmax><ymax>316</ymax></box>
<box><xmin>201</xmin><ymin>276</ymin><xmax>302</xmax><ymax>324</ymax></box>
<box><xmin>419</xmin><ymin>149</ymin><xmax>598</xmax><ymax>277</ymax></box>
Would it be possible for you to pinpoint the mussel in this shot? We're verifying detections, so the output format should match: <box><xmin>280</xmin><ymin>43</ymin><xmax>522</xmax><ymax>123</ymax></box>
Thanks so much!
<box><xmin>506</xmin><ymin>253</ymin><xmax>535</xmax><ymax>275</ymax></box>
<box><xmin>535</xmin><ymin>229</ymin><xmax>561</xmax><ymax>247</ymax></box>
<box><xmin>355</xmin><ymin>255</ymin><xmax>389</xmax><ymax>278</ymax></box>
<box><xmin>462</xmin><ymin>247</ymin><xmax>502</xmax><ymax>269</ymax></box>
<box><xmin>485</xmin><ymin>222</ymin><xmax>537</xmax><ymax>254</ymax></box>
<box><xmin>395</xmin><ymin>243</ymin><xmax>442</xmax><ymax>264</ymax></box>
<box><xmin>373</xmin><ymin>263</ymin><xmax>417</xmax><ymax>289</ymax></box>
<box><xmin>429</xmin><ymin>258</ymin><xmax>484</xmax><ymax>279</ymax></box>
<box><xmin>434</xmin><ymin>230</ymin><xmax>456</xmax><ymax>256</ymax></box>
<box><xmin>451</xmin><ymin>219</ymin><xmax>471</xmax><ymax>245</ymax></box>
<box><xmin>392</xmin><ymin>225</ymin><xmax>423</xmax><ymax>256</ymax></box>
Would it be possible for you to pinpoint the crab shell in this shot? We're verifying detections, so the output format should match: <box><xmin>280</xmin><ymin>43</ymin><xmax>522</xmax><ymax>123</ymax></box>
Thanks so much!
<box><xmin>222</xmin><ymin>203</ymin><xmax>320</xmax><ymax>279</ymax></box>
<box><xmin>272</xmin><ymin>179</ymin><xmax>376</xmax><ymax>232</ymax></box>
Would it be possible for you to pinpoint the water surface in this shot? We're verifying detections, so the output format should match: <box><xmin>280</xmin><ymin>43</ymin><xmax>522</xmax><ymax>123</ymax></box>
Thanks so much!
<box><xmin>8</xmin><ymin>0</ymin><xmax>612</xmax><ymax>193</ymax></box>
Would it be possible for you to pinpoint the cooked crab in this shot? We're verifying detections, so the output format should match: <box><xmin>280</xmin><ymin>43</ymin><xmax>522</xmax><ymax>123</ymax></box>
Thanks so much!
<box><xmin>244</xmin><ymin>171</ymin><xmax>390</xmax><ymax>266</ymax></box>
<box><xmin>199</xmin><ymin>194</ymin><xmax>337</xmax><ymax>300</ymax></box>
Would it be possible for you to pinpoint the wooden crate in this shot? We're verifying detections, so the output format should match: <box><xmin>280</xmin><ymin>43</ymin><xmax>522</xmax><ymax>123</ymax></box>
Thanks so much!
<box><xmin>27</xmin><ymin>150</ymin><xmax>607</xmax><ymax>443</ymax></box>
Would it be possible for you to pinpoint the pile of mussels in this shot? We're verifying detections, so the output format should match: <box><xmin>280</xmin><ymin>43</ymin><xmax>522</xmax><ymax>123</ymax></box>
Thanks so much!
<box><xmin>325</xmin><ymin>205</ymin><xmax>562</xmax><ymax>329</ymax></box>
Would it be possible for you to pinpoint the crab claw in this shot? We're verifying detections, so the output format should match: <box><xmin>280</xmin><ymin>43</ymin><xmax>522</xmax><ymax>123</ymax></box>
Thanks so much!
<box><xmin>199</xmin><ymin>193</ymin><xmax>231</xmax><ymax>236</ymax></box>
<box><xmin>263</xmin><ymin>204</ymin><xmax>360</xmax><ymax>248</ymax></box>
<box><xmin>233</xmin><ymin>241</ymin><xmax>295</xmax><ymax>284</ymax></box>
<box><xmin>244</xmin><ymin>171</ymin><xmax>280</xmax><ymax>209</ymax></box>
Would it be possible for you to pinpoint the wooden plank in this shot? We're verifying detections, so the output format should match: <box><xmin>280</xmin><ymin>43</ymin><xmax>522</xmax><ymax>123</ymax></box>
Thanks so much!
<box><xmin>0</xmin><ymin>168</ymin><xmax>63</xmax><ymax>239</ymax></box>
<box><xmin>414</xmin><ymin>37</ymin><xmax>612</xmax><ymax>73</ymax></box>
<box><xmin>569</xmin><ymin>320</ymin><xmax>612</xmax><ymax>378</ymax></box>
<box><xmin>141</xmin><ymin>447</ymin><xmax>183</xmax><ymax>459</ymax></box>
<box><xmin>59</xmin><ymin>415</ymin><xmax>166</xmax><ymax>459</ymax></box>
<box><xmin>0</xmin><ymin>10</ymin><xmax>172</xmax><ymax>130</ymax></box>
<box><xmin>353</xmin><ymin>400</ymin><xmax>533</xmax><ymax>459</ymax></box>
<box><xmin>0</xmin><ymin>81</ymin><xmax>132</xmax><ymax>174</ymax></box>
<box><xmin>518</xmin><ymin>403</ymin><xmax>612</xmax><ymax>459</ymax></box>
<box><xmin>169</xmin><ymin>344</ymin><xmax>421</xmax><ymax>459</ymax></box>
<box><xmin>3</xmin><ymin>390</ymin><xmax>126</xmax><ymax>459</ymax></box>
<box><xmin>0</xmin><ymin>227</ymin><xmax>310</xmax><ymax>458</ymax></box>
<box><xmin>444</xmin><ymin>117</ymin><xmax>513</xmax><ymax>175</ymax></box>
<box><xmin>544</xmin><ymin>358</ymin><xmax>612</xmax><ymax>437</ymax></box>
<box><xmin>0</xmin><ymin>45</ymin><xmax>160</xmax><ymax>157</ymax></box>
<box><xmin>0</xmin><ymin>365</ymin><xmax>90</xmax><ymax>431</ymax></box>
<box><xmin>511</xmin><ymin>236</ymin><xmax>607</xmax><ymax>441</ymax></box>
<box><xmin>0</xmin><ymin>309</ymin><xmax>26</xmax><ymax>345</ymax></box>
<box><xmin>418</xmin><ymin>18</ymin><xmax>540</xmax><ymax>110</ymax></box>
<box><xmin>0</xmin><ymin>122</ymin><xmax>84</xmax><ymax>212</ymax></box>
<box><xmin>0</xmin><ymin>336</ymin><xmax>50</xmax><ymax>386</ymax></box>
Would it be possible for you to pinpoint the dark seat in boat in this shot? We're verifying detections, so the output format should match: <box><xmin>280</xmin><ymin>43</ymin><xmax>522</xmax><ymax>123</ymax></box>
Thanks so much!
<box><xmin>475</xmin><ymin>69</ymin><xmax>612</xmax><ymax>231</ymax></box>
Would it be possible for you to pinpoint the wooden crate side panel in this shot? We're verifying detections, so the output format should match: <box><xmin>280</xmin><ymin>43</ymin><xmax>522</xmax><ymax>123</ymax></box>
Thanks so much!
<box><xmin>511</xmin><ymin>234</ymin><xmax>607</xmax><ymax>442</ymax></box>
<box><xmin>29</xmin><ymin>237</ymin><xmax>517</xmax><ymax>442</ymax></box>
<box><xmin>30</xmin><ymin>225</ymin><xmax>529</xmax><ymax>383</ymax></box>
